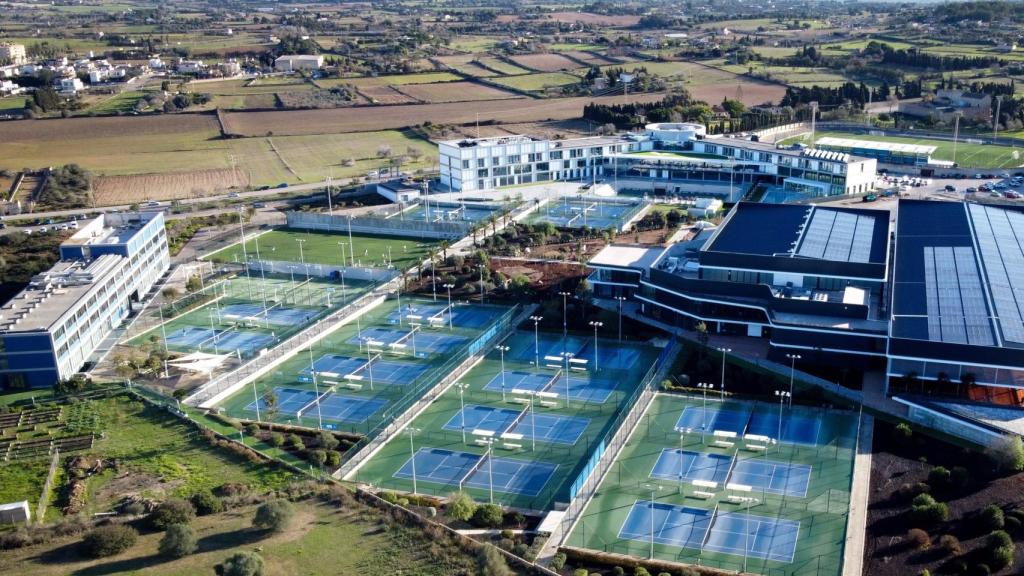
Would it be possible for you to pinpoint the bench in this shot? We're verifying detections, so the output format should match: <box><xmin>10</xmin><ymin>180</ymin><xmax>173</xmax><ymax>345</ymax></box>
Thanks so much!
<box><xmin>692</xmin><ymin>490</ymin><xmax>716</xmax><ymax>499</ymax></box>
<box><xmin>743</xmin><ymin>444</ymin><xmax>766</xmax><ymax>452</ymax></box>
<box><xmin>474</xmin><ymin>439</ymin><xmax>491</xmax><ymax>446</ymax></box>
<box><xmin>502</xmin><ymin>443</ymin><xmax>522</xmax><ymax>450</ymax></box>
<box><xmin>539</xmin><ymin>400</ymin><xmax>559</xmax><ymax>408</ymax></box>
<box><xmin>344</xmin><ymin>383</ymin><xmax>363</xmax><ymax>391</ymax></box>
<box><xmin>712</xmin><ymin>440</ymin><xmax>734</xmax><ymax>448</ymax></box>
<box><xmin>509</xmin><ymin>397</ymin><xmax>531</xmax><ymax>405</ymax></box>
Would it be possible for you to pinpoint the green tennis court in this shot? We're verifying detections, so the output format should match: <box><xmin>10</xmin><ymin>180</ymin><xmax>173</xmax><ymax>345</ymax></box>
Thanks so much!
<box><xmin>564</xmin><ymin>394</ymin><xmax>858</xmax><ymax>576</ymax></box>
<box><xmin>351</xmin><ymin>330</ymin><xmax>664</xmax><ymax>510</ymax></box>
<box><xmin>782</xmin><ymin>130</ymin><xmax>1024</xmax><ymax>169</ymax></box>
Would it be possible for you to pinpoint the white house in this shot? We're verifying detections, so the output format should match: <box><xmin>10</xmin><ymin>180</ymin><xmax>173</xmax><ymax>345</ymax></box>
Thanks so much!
<box><xmin>58</xmin><ymin>77</ymin><xmax>84</xmax><ymax>94</ymax></box>
<box><xmin>176</xmin><ymin>60</ymin><xmax>206</xmax><ymax>75</ymax></box>
<box><xmin>274</xmin><ymin>54</ymin><xmax>324</xmax><ymax>72</ymax></box>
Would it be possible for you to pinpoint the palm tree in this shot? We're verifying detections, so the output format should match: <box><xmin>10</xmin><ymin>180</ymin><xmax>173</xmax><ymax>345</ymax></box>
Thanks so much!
<box><xmin>439</xmin><ymin>240</ymin><xmax>450</xmax><ymax>261</ymax></box>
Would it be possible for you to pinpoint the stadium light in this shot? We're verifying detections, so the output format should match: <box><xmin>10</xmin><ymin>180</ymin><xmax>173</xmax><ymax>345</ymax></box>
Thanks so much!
<box><xmin>529</xmin><ymin>315</ymin><xmax>543</xmax><ymax>367</ymax></box>
<box><xmin>614</xmin><ymin>296</ymin><xmax>627</xmax><ymax>341</ymax></box>
<box><xmin>785</xmin><ymin>353</ymin><xmax>802</xmax><ymax>408</ymax></box>
<box><xmin>443</xmin><ymin>283</ymin><xmax>455</xmax><ymax>330</ymax></box>
<box><xmin>775</xmin><ymin>390</ymin><xmax>791</xmax><ymax>451</ymax></box>
<box><xmin>455</xmin><ymin>382</ymin><xmax>469</xmax><ymax>444</ymax></box>
<box><xmin>481</xmin><ymin>437</ymin><xmax>497</xmax><ymax>504</ymax></box>
<box><xmin>558</xmin><ymin>291</ymin><xmax>571</xmax><ymax>336</ymax></box>
<box><xmin>496</xmin><ymin>345</ymin><xmax>510</xmax><ymax>402</ymax></box>
<box><xmin>588</xmin><ymin>321</ymin><xmax>603</xmax><ymax>371</ymax></box>
<box><xmin>717</xmin><ymin>347</ymin><xmax>731</xmax><ymax>400</ymax></box>
<box><xmin>697</xmin><ymin>382</ymin><xmax>715</xmax><ymax>441</ymax></box>
<box><xmin>406</xmin><ymin>426</ymin><xmax>421</xmax><ymax>495</ymax></box>
<box><xmin>643</xmin><ymin>483</ymin><xmax>663</xmax><ymax>559</ymax></box>
<box><xmin>308</xmin><ymin>346</ymin><xmax>323</xmax><ymax>430</ymax></box>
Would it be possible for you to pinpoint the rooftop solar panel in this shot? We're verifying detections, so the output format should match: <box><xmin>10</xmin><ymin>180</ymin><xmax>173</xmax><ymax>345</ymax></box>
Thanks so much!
<box><xmin>921</xmin><ymin>245</ymin><xmax>994</xmax><ymax>346</ymax></box>
<box><xmin>968</xmin><ymin>204</ymin><xmax>1024</xmax><ymax>345</ymax></box>
<box><xmin>796</xmin><ymin>208</ymin><xmax>877</xmax><ymax>264</ymax></box>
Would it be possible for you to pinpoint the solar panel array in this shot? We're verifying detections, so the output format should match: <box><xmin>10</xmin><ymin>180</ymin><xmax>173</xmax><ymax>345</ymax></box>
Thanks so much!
<box><xmin>796</xmin><ymin>209</ymin><xmax>875</xmax><ymax>263</ymax></box>
<box><xmin>922</xmin><ymin>246</ymin><xmax>993</xmax><ymax>345</ymax></box>
<box><xmin>969</xmin><ymin>204</ymin><xmax>1024</xmax><ymax>344</ymax></box>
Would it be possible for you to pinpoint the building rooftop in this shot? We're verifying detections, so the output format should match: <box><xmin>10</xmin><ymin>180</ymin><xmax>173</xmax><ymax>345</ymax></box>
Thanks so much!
<box><xmin>589</xmin><ymin>245</ymin><xmax>666</xmax><ymax>270</ymax></box>
<box><xmin>816</xmin><ymin>136</ymin><xmax>937</xmax><ymax>156</ymax></box>
<box><xmin>0</xmin><ymin>254</ymin><xmax>124</xmax><ymax>333</ymax></box>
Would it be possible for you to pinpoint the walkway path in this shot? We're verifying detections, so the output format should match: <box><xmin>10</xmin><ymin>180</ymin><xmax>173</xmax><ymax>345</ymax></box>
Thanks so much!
<box><xmin>843</xmin><ymin>411</ymin><xmax>874</xmax><ymax>576</ymax></box>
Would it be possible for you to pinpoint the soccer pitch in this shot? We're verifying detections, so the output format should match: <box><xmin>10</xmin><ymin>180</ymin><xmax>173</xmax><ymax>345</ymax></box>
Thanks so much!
<box><xmin>216</xmin><ymin>297</ymin><xmax>515</xmax><ymax>436</ymax></box>
<box><xmin>563</xmin><ymin>394</ymin><xmax>858</xmax><ymax>576</ymax></box>
<box><xmin>350</xmin><ymin>330</ymin><xmax>663</xmax><ymax>510</ymax></box>
<box><xmin>783</xmin><ymin>130</ymin><xmax>1024</xmax><ymax>169</ymax></box>
<box><xmin>206</xmin><ymin>229</ymin><xmax>439</xmax><ymax>270</ymax></box>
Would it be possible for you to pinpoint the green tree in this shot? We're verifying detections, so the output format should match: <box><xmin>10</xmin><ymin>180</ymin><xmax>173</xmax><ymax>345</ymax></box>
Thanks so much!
<box><xmin>446</xmin><ymin>491</ymin><xmax>477</xmax><ymax>522</ymax></box>
<box><xmin>159</xmin><ymin>523</ymin><xmax>197</xmax><ymax>558</ymax></box>
<box><xmin>148</xmin><ymin>498</ymin><xmax>195</xmax><ymax>529</ymax></box>
<box><xmin>476</xmin><ymin>545</ymin><xmax>513</xmax><ymax>576</ymax></box>
<box><xmin>216</xmin><ymin>551</ymin><xmax>265</xmax><ymax>576</ymax></box>
<box><xmin>190</xmin><ymin>492</ymin><xmax>224</xmax><ymax>516</ymax></box>
<box><xmin>185</xmin><ymin>274</ymin><xmax>203</xmax><ymax>293</ymax></box>
<box><xmin>81</xmin><ymin>525</ymin><xmax>138</xmax><ymax>558</ymax></box>
<box><xmin>986</xmin><ymin>435</ymin><xmax>1024</xmax><ymax>472</ymax></box>
<box><xmin>253</xmin><ymin>500</ymin><xmax>294</xmax><ymax>533</ymax></box>
<box><xmin>472</xmin><ymin>503</ymin><xmax>503</xmax><ymax>528</ymax></box>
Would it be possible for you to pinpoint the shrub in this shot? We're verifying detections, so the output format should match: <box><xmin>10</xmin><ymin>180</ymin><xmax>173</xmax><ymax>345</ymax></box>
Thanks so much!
<box><xmin>318</xmin><ymin>431</ymin><xmax>339</xmax><ymax>450</ymax></box>
<box><xmin>159</xmin><ymin>523</ymin><xmax>197</xmax><ymax>558</ymax></box>
<box><xmin>986</xmin><ymin>435</ymin><xmax>1024</xmax><ymax>472</ymax></box>
<box><xmin>895</xmin><ymin>422</ymin><xmax>913</xmax><ymax>439</ymax></box>
<box><xmin>476</xmin><ymin>545</ymin><xmax>513</xmax><ymax>576</ymax></box>
<box><xmin>148</xmin><ymin>498</ymin><xmax>195</xmax><ymax>529</ymax></box>
<box><xmin>911</xmin><ymin>493</ymin><xmax>949</xmax><ymax>528</ymax></box>
<box><xmin>680</xmin><ymin>569</ymin><xmax>700</xmax><ymax>576</ymax></box>
<box><xmin>1005</xmin><ymin>515</ymin><xmax>1021</xmax><ymax>532</ymax></box>
<box><xmin>950</xmin><ymin>466</ymin><xmax>970</xmax><ymax>490</ymax></box>
<box><xmin>472</xmin><ymin>503</ymin><xmax>504</xmax><ymax>528</ymax></box>
<box><xmin>245</xmin><ymin>423</ymin><xmax>260</xmax><ymax>437</ymax></box>
<box><xmin>325</xmin><ymin>450</ymin><xmax>341</xmax><ymax>467</ymax></box>
<box><xmin>216</xmin><ymin>551</ymin><xmax>265</xmax><ymax>576</ymax></box>
<box><xmin>658</xmin><ymin>572</ymin><xmax>672</xmax><ymax>576</ymax></box>
<box><xmin>446</xmin><ymin>491</ymin><xmax>477</xmax><ymax>522</ymax></box>
<box><xmin>551</xmin><ymin>552</ymin><xmax>567</xmax><ymax>571</ymax></box>
<box><xmin>425</xmin><ymin>506</ymin><xmax>437</xmax><ymax>518</ymax></box>
<box><xmin>985</xmin><ymin>530</ymin><xmax>1014</xmax><ymax>570</ymax></box>
<box><xmin>635</xmin><ymin>568</ymin><xmax>652</xmax><ymax>576</ymax></box>
<box><xmin>939</xmin><ymin>534</ymin><xmax>962</xmax><ymax>555</ymax></box>
<box><xmin>612</xmin><ymin>567</ymin><xmax>625</xmax><ymax>576</ymax></box>
<box><xmin>268</xmin><ymin>432</ymin><xmax>284</xmax><ymax>447</ymax></box>
<box><xmin>253</xmin><ymin>500</ymin><xmax>294</xmax><ymax>533</ymax></box>
<box><xmin>81</xmin><ymin>525</ymin><xmax>138</xmax><ymax>558</ymax></box>
<box><xmin>971</xmin><ymin>564</ymin><xmax>991</xmax><ymax>576</ymax></box>
<box><xmin>907</xmin><ymin>528</ymin><xmax>930</xmax><ymax>549</ymax></box>
<box><xmin>928</xmin><ymin>466</ymin><xmax>951</xmax><ymax>488</ymax></box>
<box><xmin>898</xmin><ymin>482</ymin><xmax>930</xmax><ymax>500</ymax></box>
<box><xmin>978</xmin><ymin>505</ymin><xmax>1005</xmax><ymax>531</ymax></box>
<box><xmin>920</xmin><ymin>571</ymin><xmax>930</xmax><ymax>576</ymax></box>
<box><xmin>190</xmin><ymin>492</ymin><xmax>224</xmax><ymax>516</ymax></box>
<box><xmin>121</xmin><ymin>501</ymin><xmax>146</xmax><ymax>516</ymax></box>
<box><xmin>286</xmin><ymin>434</ymin><xmax>304</xmax><ymax>451</ymax></box>
<box><xmin>574</xmin><ymin>570</ymin><xmax>589</xmax><ymax>576</ymax></box>
<box><xmin>308</xmin><ymin>449</ymin><xmax>327</xmax><ymax>466</ymax></box>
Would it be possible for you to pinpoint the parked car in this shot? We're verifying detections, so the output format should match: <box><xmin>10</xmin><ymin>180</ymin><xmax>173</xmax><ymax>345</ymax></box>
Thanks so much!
<box><xmin>228</xmin><ymin>192</ymin><xmax>239</xmax><ymax>198</ymax></box>
<box><xmin>863</xmin><ymin>194</ymin><xmax>878</xmax><ymax>202</ymax></box>
<box><xmin>1006</xmin><ymin>190</ymin><xmax>1021</xmax><ymax>199</ymax></box>
<box><xmin>966</xmin><ymin>187</ymin><xmax>978</xmax><ymax>194</ymax></box>
<box><xmin>945</xmin><ymin>184</ymin><xmax>957</xmax><ymax>192</ymax></box>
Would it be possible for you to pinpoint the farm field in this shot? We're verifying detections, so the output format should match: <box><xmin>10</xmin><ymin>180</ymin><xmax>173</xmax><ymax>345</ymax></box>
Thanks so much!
<box><xmin>321</xmin><ymin>72</ymin><xmax>462</xmax><ymax>89</ymax></box>
<box><xmin>79</xmin><ymin>90</ymin><xmax>151</xmax><ymax>115</ymax></box>
<box><xmin>358</xmin><ymin>85</ymin><xmax>418</xmax><ymax>104</ymax></box>
<box><xmin>474</xmin><ymin>56</ymin><xmax>533</xmax><ymax>76</ymax></box>
<box><xmin>395</xmin><ymin>81</ymin><xmax>523</xmax><ymax>103</ymax></box>
<box><xmin>782</xmin><ymin>130</ymin><xmax>1024</xmax><ymax>169</ymax></box>
<box><xmin>436</xmin><ymin>55</ymin><xmax>499</xmax><ymax>77</ymax></box>
<box><xmin>509</xmin><ymin>53</ymin><xmax>581</xmax><ymax>72</ymax></box>
<box><xmin>93</xmin><ymin>168</ymin><xmax>250</xmax><ymax>205</ymax></box>
<box><xmin>489</xmin><ymin>72</ymin><xmax>582</xmax><ymax>91</ymax></box>
<box><xmin>206</xmin><ymin>229</ymin><xmax>438</xmax><ymax>270</ymax></box>
<box><xmin>0</xmin><ymin>499</ymin><xmax>475</xmax><ymax>576</ymax></box>
<box><xmin>219</xmin><ymin>92</ymin><xmax>669</xmax><ymax>136</ymax></box>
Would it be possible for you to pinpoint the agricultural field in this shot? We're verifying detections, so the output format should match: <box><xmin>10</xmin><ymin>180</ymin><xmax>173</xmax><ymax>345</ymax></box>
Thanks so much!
<box><xmin>491</xmin><ymin>72</ymin><xmax>583</xmax><ymax>91</ymax></box>
<box><xmin>329</xmin><ymin>72</ymin><xmax>463</xmax><ymax>89</ymax></box>
<box><xmin>782</xmin><ymin>130</ymin><xmax>1024</xmax><ymax>169</ymax></box>
<box><xmin>358</xmin><ymin>85</ymin><xmax>418</xmax><ymax>104</ymax></box>
<box><xmin>0</xmin><ymin>95</ymin><xmax>28</xmax><ymax>112</ymax></box>
<box><xmin>395</xmin><ymin>81</ymin><xmax>522</xmax><ymax>103</ymax></box>
<box><xmin>474</xmin><ymin>56</ymin><xmax>533</xmax><ymax>76</ymax></box>
<box><xmin>509</xmin><ymin>53</ymin><xmax>581</xmax><ymax>72</ymax></box>
<box><xmin>93</xmin><ymin>168</ymin><xmax>250</xmax><ymax>205</ymax></box>
<box><xmin>78</xmin><ymin>90</ymin><xmax>151</xmax><ymax>115</ymax></box>
<box><xmin>436</xmin><ymin>55</ymin><xmax>499</xmax><ymax>77</ymax></box>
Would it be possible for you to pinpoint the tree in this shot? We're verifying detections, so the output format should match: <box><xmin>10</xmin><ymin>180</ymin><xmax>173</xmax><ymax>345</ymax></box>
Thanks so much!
<box><xmin>253</xmin><ymin>500</ymin><xmax>294</xmax><ymax>533</ymax></box>
<box><xmin>81</xmin><ymin>525</ymin><xmax>138</xmax><ymax>558</ymax></box>
<box><xmin>986</xmin><ymin>435</ymin><xmax>1024</xmax><ymax>472</ymax></box>
<box><xmin>54</xmin><ymin>373</ymin><xmax>89</xmax><ymax>396</ymax></box>
<box><xmin>476</xmin><ymin>545</ymin><xmax>513</xmax><ymax>576</ymax></box>
<box><xmin>159</xmin><ymin>523</ymin><xmax>197</xmax><ymax>558</ymax></box>
<box><xmin>472</xmin><ymin>503</ymin><xmax>503</xmax><ymax>528</ymax></box>
<box><xmin>446</xmin><ymin>491</ymin><xmax>477</xmax><ymax>522</ymax></box>
<box><xmin>148</xmin><ymin>498</ymin><xmax>195</xmax><ymax>529</ymax></box>
<box><xmin>216</xmin><ymin>551</ymin><xmax>265</xmax><ymax>576</ymax></box>
<box><xmin>185</xmin><ymin>274</ymin><xmax>203</xmax><ymax>293</ymax></box>
<box><xmin>190</xmin><ymin>492</ymin><xmax>224</xmax><ymax>516</ymax></box>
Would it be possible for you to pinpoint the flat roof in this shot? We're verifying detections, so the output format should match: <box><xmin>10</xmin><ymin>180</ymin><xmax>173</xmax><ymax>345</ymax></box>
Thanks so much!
<box><xmin>817</xmin><ymin>136</ymin><xmax>936</xmax><ymax>156</ymax></box>
<box><xmin>589</xmin><ymin>245</ymin><xmax>666</xmax><ymax>271</ymax></box>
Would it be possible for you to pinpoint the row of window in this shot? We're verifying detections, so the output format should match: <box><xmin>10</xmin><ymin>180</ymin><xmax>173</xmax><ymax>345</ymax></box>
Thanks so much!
<box><xmin>451</xmin><ymin>144</ymin><xmax>624</xmax><ymax>169</ymax></box>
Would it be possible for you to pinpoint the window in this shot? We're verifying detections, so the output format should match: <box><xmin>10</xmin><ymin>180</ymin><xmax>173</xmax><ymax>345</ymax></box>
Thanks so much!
<box><xmin>477</xmin><ymin>158</ymin><xmax>485</xmax><ymax>168</ymax></box>
<box><xmin>550</xmin><ymin>150</ymin><xmax>563</xmax><ymax>160</ymax></box>
<box><xmin>461</xmin><ymin>159</ymin><xmax>470</xmax><ymax>169</ymax></box>
<box><xmin>506</xmin><ymin>155</ymin><xmax>521</xmax><ymax>164</ymax></box>
<box><xmin>492</xmin><ymin>157</ymin><xmax>500</xmax><ymax>166</ymax></box>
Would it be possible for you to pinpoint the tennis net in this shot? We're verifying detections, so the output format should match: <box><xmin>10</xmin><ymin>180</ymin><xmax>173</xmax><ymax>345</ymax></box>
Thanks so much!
<box><xmin>296</xmin><ymin>387</ymin><xmax>333</xmax><ymax>419</ymax></box>
<box><xmin>504</xmin><ymin>405</ymin><xmax>531</xmax><ymax>436</ymax></box>
<box><xmin>459</xmin><ymin>453</ymin><xmax>488</xmax><ymax>490</ymax></box>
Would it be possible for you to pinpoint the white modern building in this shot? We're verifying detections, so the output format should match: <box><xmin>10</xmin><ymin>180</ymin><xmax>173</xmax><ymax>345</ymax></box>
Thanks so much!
<box><xmin>0</xmin><ymin>212</ymin><xmax>170</xmax><ymax>389</ymax></box>
<box><xmin>274</xmin><ymin>54</ymin><xmax>324</xmax><ymax>72</ymax></box>
<box><xmin>0</xmin><ymin>43</ymin><xmax>26</xmax><ymax>66</ymax></box>
<box><xmin>438</xmin><ymin>123</ymin><xmax>877</xmax><ymax>200</ymax></box>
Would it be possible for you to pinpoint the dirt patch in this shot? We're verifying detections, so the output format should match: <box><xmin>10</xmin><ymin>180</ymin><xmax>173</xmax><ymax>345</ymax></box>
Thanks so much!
<box><xmin>497</xmin><ymin>12</ymin><xmax>641</xmax><ymax>26</ymax></box>
<box><xmin>358</xmin><ymin>85</ymin><xmax>419</xmax><ymax>104</ymax></box>
<box><xmin>93</xmin><ymin>469</ymin><xmax>180</xmax><ymax>507</ymax></box>
<box><xmin>93</xmin><ymin>167</ymin><xmax>250</xmax><ymax>205</ymax></box>
<box><xmin>0</xmin><ymin>113</ymin><xmax>219</xmax><ymax>143</ymax></box>
<box><xmin>509</xmin><ymin>53</ymin><xmax>581</xmax><ymax>72</ymax></box>
<box><xmin>396</xmin><ymin>81</ymin><xmax>523</xmax><ymax>103</ymax></box>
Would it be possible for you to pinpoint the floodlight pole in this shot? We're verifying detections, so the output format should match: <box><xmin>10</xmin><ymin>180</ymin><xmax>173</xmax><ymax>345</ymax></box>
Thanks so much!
<box><xmin>347</xmin><ymin>216</ymin><xmax>355</xmax><ymax>266</ymax></box>
<box><xmin>296</xmin><ymin>239</ymin><xmax>310</xmax><ymax>306</ymax></box>
<box><xmin>952</xmin><ymin>111</ymin><xmax>962</xmax><ymax>165</ymax></box>
<box><xmin>485</xmin><ymin>438</ymin><xmax>495</xmax><ymax>504</ymax></box>
<box><xmin>558</xmin><ymin>291</ymin><xmax>570</xmax><ymax>337</ymax></box>
<box><xmin>457</xmin><ymin>383</ymin><xmax>467</xmax><ymax>444</ymax></box>
<box><xmin>396</xmin><ymin>287</ymin><xmax>403</xmax><ymax>327</ymax></box>
<box><xmin>530</xmin><ymin>315</ymin><xmax>543</xmax><ymax>367</ymax></box>
<box><xmin>367</xmin><ymin>347</ymin><xmax>374</xmax><ymax>391</ymax></box>
<box><xmin>444</xmin><ymin>283</ymin><xmax>455</xmax><ymax>330</ymax></box>
<box><xmin>615</xmin><ymin>296</ymin><xmax>626</xmax><ymax>341</ymax></box>
<box><xmin>786</xmin><ymin>353</ymin><xmax>801</xmax><ymax>408</ymax></box>
<box><xmin>497</xmin><ymin>345</ymin><xmax>509</xmax><ymax>402</ymax></box>
<box><xmin>238</xmin><ymin>213</ymin><xmax>253</xmax><ymax>300</ymax></box>
<box><xmin>563</xmin><ymin>352</ymin><xmax>574</xmax><ymax>410</ymax></box>
<box><xmin>775</xmin><ymin>390</ymin><xmax>791</xmax><ymax>452</ymax></box>
<box><xmin>529</xmin><ymin>395</ymin><xmax>537</xmax><ymax>451</ymax></box>
<box><xmin>157</xmin><ymin>305</ymin><xmax>170</xmax><ymax>378</ymax></box>
<box><xmin>431</xmin><ymin>252</ymin><xmax>437</xmax><ymax>301</ymax></box>
<box><xmin>718</xmin><ymin>347</ymin><xmax>731</xmax><ymax>400</ymax></box>
<box><xmin>478</xmin><ymin>264</ymin><xmax>485</xmax><ymax>303</ymax></box>
<box><xmin>253</xmin><ymin>234</ymin><xmax>269</xmax><ymax>327</ymax></box>
<box><xmin>644</xmin><ymin>484</ymin><xmax>661</xmax><ymax>559</ymax></box>
<box><xmin>697</xmin><ymin>382</ymin><xmax>712</xmax><ymax>442</ymax></box>
<box><xmin>251</xmin><ymin>379</ymin><xmax>261</xmax><ymax>422</ymax></box>
<box><xmin>309</xmin><ymin>346</ymin><xmax>323</xmax><ymax>430</ymax></box>
<box><xmin>407</xmin><ymin>427</ymin><xmax>420</xmax><ymax>495</ymax></box>
<box><xmin>589</xmin><ymin>321</ymin><xmax>603</xmax><ymax>371</ymax></box>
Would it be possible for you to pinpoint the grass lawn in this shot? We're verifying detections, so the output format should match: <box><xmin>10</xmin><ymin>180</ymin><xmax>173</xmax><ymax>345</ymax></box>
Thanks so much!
<box><xmin>475</xmin><ymin>57</ymin><xmax>533</xmax><ymax>76</ymax></box>
<box><xmin>80</xmin><ymin>90</ymin><xmax>149</xmax><ymax>115</ymax></box>
<box><xmin>205</xmin><ymin>228</ymin><xmax>438</xmax><ymax>270</ymax></box>
<box><xmin>782</xmin><ymin>130</ymin><xmax>1024</xmax><ymax>169</ymax></box>
<box><xmin>318</xmin><ymin>72</ymin><xmax>462</xmax><ymax>89</ymax></box>
<box><xmin>0</xmin><ymin>500</ymin><xmax>474</xmax><ymax>575</ymax></box>
<box><xmin>491</xmin><ymin>72</ymin><xmax>582</xmax><ymax>91</ymax></box>
<box><xmin>0</xmin><ymin>96</ymin><xmax>27</xmax><ymax>112</ymax></box>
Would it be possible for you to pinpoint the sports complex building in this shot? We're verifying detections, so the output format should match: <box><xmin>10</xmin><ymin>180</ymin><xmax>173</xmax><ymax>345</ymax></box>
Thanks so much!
<box><xmin>438</xmin><ymin>123</ymin><xmax>877</xmax><ymax>201</ymax></box>
<box><xmin>589</xmin><ymin>199</ymin><xmax>1024</xmax><ymax>396</ymax></box>
<box><xmin>0</xmin><ymin>212</ymin><xmax>169</xmax><ymax>388</ymax></box>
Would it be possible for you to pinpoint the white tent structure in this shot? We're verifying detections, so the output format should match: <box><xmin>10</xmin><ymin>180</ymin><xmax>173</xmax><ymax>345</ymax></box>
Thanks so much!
<box><xmin>167</xmin><ymin>351</ymin><xmax>231</xmax><ymax>376</ymax></box>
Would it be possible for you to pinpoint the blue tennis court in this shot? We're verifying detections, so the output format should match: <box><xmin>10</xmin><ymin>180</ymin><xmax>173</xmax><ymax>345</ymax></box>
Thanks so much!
<box><xmin>443</xmin><ymin>405</ymin><xmax>521</xmax><ymax>434</ymax></box>
<box><xmin>245</xmin><ymin>387</ymin><xmax>317</xmax><ymax>416</ymax></box>
<box><xmin>463</xmin><ymin>456</ymin><xmax>558</xmax><ymax>497</ymax></box>
<box><xmin>349</xmin><ymin>327</ymin><xmax>466</xmax><ymax>355</ymax></box>
<box><xmin>728</xmin><ymin>459</ymin><xmax>811</xmax><ymax>498</ymax></box>
<box><xmin>509</xmin><ymin>333</ymin><xmax>589</xmax><ymax>363</ymax></box>
<box><xmin>512</xmin><ymin>413</ymin><xmax>590</xmax><ymax>445</ymax></box>
<box><xmin>451</xmin><ymin>306</ymin><xmax>502</xmax><ymax>329</ymax></box>
<box><xmin>220</xmin><ymin>303</ymin><xmax>319</xmax><ymax>326</ymax></box>
<box><xmin>650</xmin><ymin>449</ymin><xmax>732</xmax><ymax>484</ymax></box>
<box><xmin>388</xmin><ymin>304</ymin><xmax>500</xmax><ymax>329</ymax></box>
<box><xmin>675</xmin><ymin>406</ymin><xmax>750</xmax><ymax>435</ymax></box>
<box><xmin>394</xmin><ymin>448</ymin><xmax>481</xmax><ymax>487</ymax></box>
<box><xmin>746</xmin><ymin>411</ymin><xmax>822</xmax><ymax>445</ymax></box>
<box><xmin>580</xmin><ymin>342</ymin><xmax>640</xmax><ymax>371</ymax></box>
<box><xmin>618</xmin><ymin>501</ymin><xmax>712</xmax><ymax>550</ymax></box>
<box><xmin>484</xmin><ymin>370</ymin><xmax>557</xmax><ymax>395</ymax></box>
<box><xmin>702</xmin><ymin>511</ymin><xmax>800</xmax><ymax>563</ymax></box>
<box><xmin>558</xmin><ymin>372</ymin><xmax>618</xmax><ymax>404</ymax></box>
<box><xmin>388</xmin><ymin>303</ymin><xmax>448</xmax><ymax>325</ymax></box>
<box><xmin>299</xmin><ymin>354</ymin><xmax>427</xmax><ymax>386</ymax></box>
<box><xmin>166</xmin><ymin>327</ymin><xmax>216</xmax><ymax>348</ymax></box>
<box><xmin>210</xmin><ymin>331</ymin><xmax>274</xmax><ymax>355</ymax></box>
<box><xmin>314</xmin><ymin>393</ymin><xmax>387</xmax><ymax>424</ymax></box>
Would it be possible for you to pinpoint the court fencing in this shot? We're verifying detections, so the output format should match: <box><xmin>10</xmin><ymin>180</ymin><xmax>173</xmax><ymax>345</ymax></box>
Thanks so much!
<box><xmin>538</xmin><ymin>336</ymin><xmax>681</xmax><ymax>562</ymax></box>
<box><xmin>247</xmin><ymin>259</ymin><xmax>399</xmax><ymax>282</ymax></box>
<box><xmin>336</xmin><ymin>304</ymin><xmax>534</xmax><ymax>481</ymax></box>
<box><xmin>286</xmin><ymin>210</ymin><xmax>471</xmax><ymax>240</ymax></box>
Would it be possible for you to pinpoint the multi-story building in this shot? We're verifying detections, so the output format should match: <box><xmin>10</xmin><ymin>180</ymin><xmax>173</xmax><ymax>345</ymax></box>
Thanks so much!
<box><xmin>274</xmin><ymin>54</ymin><xmax>324</xmax><ymax>72</ymax></box>
<box><xmin>0</xmin><ymin>212</ymin><xmax>169</xmax><ymax>389</ymax></box>
<box><xmin>437</xmin><ymin>123</ymin><xmax>877</xmax><ymax>200</ymax></box>
<box><xmin>0</xmin><ymin>43</ymin><xmax>26</xmax><ymax>66</ymax></box>
<box><xmin>814</xmin><ymin>137</ymin><xmax>936</xmax><ymax>167</ymax></box>
<box><xmin>589</xmin><ymin>199</ymin><xmax>1024</xmax><ymax>396</ymax></box>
